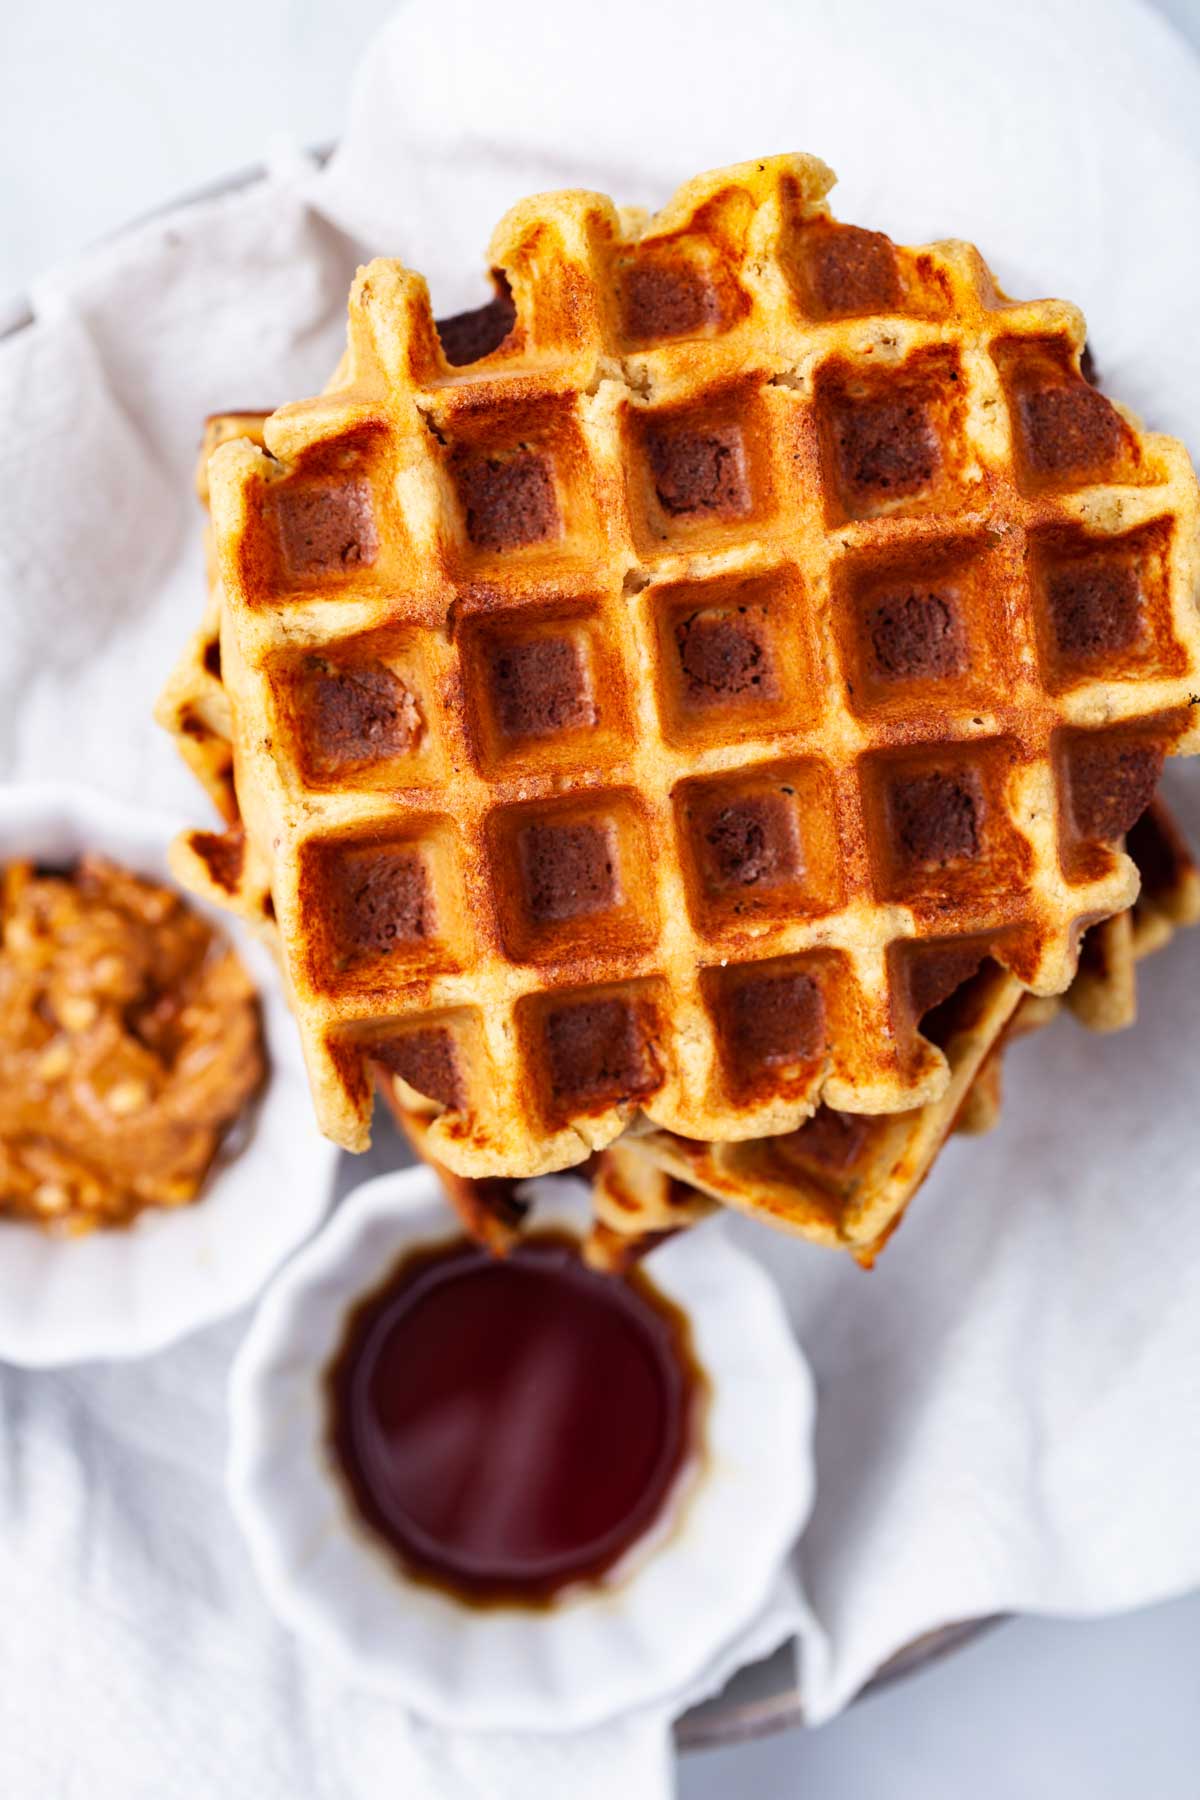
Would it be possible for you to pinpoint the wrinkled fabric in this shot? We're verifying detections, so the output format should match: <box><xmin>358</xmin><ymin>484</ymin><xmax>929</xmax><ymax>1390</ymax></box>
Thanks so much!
<box><xmin>3</xmin><ymin>0</ymin><xmax>1200</xmax><ymax>1794</ymax></box>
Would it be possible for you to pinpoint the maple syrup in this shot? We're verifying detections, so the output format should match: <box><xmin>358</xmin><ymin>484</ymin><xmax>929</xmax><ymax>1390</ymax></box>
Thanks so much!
<box><xmin>326</xmin><ymin>1233</ymin><xmax>704</xmax><ymax>1606</ymax></box>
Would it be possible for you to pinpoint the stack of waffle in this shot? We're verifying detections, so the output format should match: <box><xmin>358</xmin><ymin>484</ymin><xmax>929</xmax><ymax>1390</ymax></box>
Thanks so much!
<box><xmin>158</xmin><ymin>153</ymin><xmax>1200</xmax><ymax>1268</ymax></box>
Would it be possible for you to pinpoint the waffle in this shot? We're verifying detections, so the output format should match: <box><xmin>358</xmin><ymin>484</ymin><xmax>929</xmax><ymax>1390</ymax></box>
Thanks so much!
<box><xmin>156</xmin><ymin>413</ymin><xmax>273</xmax><ymax>829</ymax></box>
<box><xmin>601</xmin><ymin>795</ymin><xmax>1199</xmax><ymax>1263</ymax></box>
<box><xmin>161</xmin><ymin>411</ymin><xmax>538</xmax><ymax>1248</ymax></box>
<box><xmin>158</xmin><ymin>412</ymin><xmax>282</xmax><ymax>934</ymax></box>
<box><xmin>189</xmin><ymin>153</ymin><xmax>1200</xmax><ymax>1177</ymax></box>
<box><xmin>962</xmin><ymin>794</ymin><xmax>1200</xmax><ymax>1131</ymax></box>
<box><xmin>421</xmin><ymin>785</ymin><xmax>1198</xmax><ymax>1268</ymax></box>
<box><xmin>588</xmin><ymin>1145</ymin><xmax>719</xmax><ymax>1274</ymax></box>
<box><xmin>160</xmin><ymin>467</ymin><xmax>1197</xmax><ymax>1262</ymax></box>
<box><xmin>379</xmin><ymin>1079</ymin><xmax>530</xmax><ymax>1255</ymax></box>
<box><xmin>599</xmin><ymin>959</ymin><xmax>1023</xmax><ymax>1265</ymax></box>
<box><xmin>163</xmin><ymin>412</ymin><xmax>557</xmax><ymax>1245</ymax></box>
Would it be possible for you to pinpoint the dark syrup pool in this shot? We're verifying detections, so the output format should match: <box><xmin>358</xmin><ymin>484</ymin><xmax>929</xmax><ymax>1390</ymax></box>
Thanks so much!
<box><xmin>326</xmin><ymin>1233</ymin><xmax>706</xmax><ymax>1607</ymax></box>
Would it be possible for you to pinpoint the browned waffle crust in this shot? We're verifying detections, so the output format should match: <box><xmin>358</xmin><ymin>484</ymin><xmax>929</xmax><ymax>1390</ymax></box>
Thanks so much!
<box><xmin>607</xmin><ymin>796</ymin><xmax>1199</xmax><ymax>1260</ymax></box>
<box><xmin>602</xmin><ymin>959</ymin><xmax>1023</xmax><ymax>1262</ymax></box>
<box><xmin>188</xmin><ymin>154</ymin><xmax>1200</xmax><ymax>1176</ymax></box>
<box><xmin>156</xmin><ymin>412</ymin><xmax>274</xmax><ymax>828</ymax></box>
<box><xmin>161</xmin><ymin>419</ymin><xmax>1198</xmax><ymax>1263</ymax></box>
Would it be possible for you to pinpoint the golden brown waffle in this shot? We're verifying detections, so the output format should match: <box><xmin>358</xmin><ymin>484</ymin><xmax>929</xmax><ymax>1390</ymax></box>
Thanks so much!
<box><xmin>156</xmin><ymin>413</ymin><xmax>273</xmax><ymax>828</ymax></box>
<box><xmin>962</xmin><ymin>794</ymin><xmax>1200</xmax><ymax>1130</ymax></box>
<box><xmin>606</xmin><ymin>795</ymin><xmax>1199</xmax><ymax>1261</ymax></box>
<box><xmin>587</xmin><ymin>1145</ymin><xmax>719</xmax><ymax>1274</ymax></box>
<box><xmin>159</xmin><ymin>475</ymin><xmax>1197</xmax><ymax>1264</ymax></box>
<box><xmin>601</xmin><ymin>960</ymin><xmax>1023</xmax><ymax>1264</ymax></box>
<box><xmin>193</xmin><ymin>153</ymin><xmax>1200</xmax><ymax>1177</ymax></box>
<box><xmin>158</xmin><ymin>413</ymin><xmax>280</xmax><ymax>930</ymax></box>
<box><xmin>379</xmin><ymin>1076</ymin><xmax>530</xmax><ymax>1255</ymax></box>
<box><xmin>162</xmin><ymin>414</ymin><xmax>554</xmax><ymax>1251</ymax></box>
<box><xmin>952</xmin><ymin>994</ymin><xmax>1055</xmax><ymax>1136</ymax></box>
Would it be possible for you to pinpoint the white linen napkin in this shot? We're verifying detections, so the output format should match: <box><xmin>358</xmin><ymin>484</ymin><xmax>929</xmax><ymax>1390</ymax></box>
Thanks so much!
<box><xmin>2</xmin><ymin>0</ymin><xmax>1200</xmax><ymax>1792</ymax></box>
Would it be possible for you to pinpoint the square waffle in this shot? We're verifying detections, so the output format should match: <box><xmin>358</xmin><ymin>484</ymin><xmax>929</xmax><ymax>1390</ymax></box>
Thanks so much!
<box><xmin>159</xmin><ymin>488</ymin><xmax>1195</xmax><ymax>1263</ymax></box>
<box><xmin>191</xmin><ymin>153</ymin><xmax>1200</xmax><ymax>1176</ymax></box>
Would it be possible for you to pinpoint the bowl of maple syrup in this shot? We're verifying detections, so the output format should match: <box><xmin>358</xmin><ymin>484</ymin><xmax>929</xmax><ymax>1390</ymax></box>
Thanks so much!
<box><xmin>326</xmin><ymin>1229</ymin><xmax>705</xmax><ymax>1608</ymax></box>
<box><xmin>228</xmin><ymin>1164</ymin><xmax>812</xmax><ymax>1733</ymax></box>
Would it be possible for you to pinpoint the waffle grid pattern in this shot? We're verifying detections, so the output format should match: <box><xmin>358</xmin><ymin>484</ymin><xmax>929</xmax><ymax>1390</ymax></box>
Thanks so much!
<box><xmin>611</xmin><ymin>961</ymin><xmax>1023</xmax><ymax>1260</ymax></box>
<box><xmin>608</xmin><ymin>795</ymin><xmax>1200</xmax><ymax>1259</ymax></box>
<box><xmin>205</xmin><ymin>154</ymin><xmax>1200</xmax><ymax>1172</ymax></box>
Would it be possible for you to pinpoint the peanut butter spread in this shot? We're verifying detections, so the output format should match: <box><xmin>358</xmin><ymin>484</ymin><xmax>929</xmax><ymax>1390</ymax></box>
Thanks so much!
<box><xmin>0</xmin><ymin>857</ymin><xmax>265</xmax><ymax>1232</ymax></box>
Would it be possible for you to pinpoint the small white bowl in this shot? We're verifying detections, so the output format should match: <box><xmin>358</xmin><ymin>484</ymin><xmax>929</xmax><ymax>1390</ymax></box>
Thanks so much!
<box><xmin>228</xmin><ymin>1164</ymin><xmax>813</xmax><ymax>1734</ymax></box>
<box><xmin>0</xmin><ymin>783</ymin><xmax>339</xmax><ymax>1365</ymax></box>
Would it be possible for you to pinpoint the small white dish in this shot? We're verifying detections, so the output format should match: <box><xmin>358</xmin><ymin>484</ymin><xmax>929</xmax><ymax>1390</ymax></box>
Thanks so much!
<box><xmin>228</xmin><ymin>1164</ymin><xmax>813</xmax><ymax>1734</ymax></box>
<box><xmin>0</xmin><ymin>783</ymin><xmax>339</xmax><ymax>1366</ymax></box>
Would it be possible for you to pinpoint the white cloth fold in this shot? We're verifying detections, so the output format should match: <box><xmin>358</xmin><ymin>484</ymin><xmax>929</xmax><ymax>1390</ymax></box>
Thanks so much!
<box><xmin>0</xmin><ymin>309</ymin><xmax>178</xmax><ymax>708</ymax></box>
<box><xmin>3</xmin><ymin>0</ymin><xmax>1200</xmax><ymax>1794</ymax></box>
